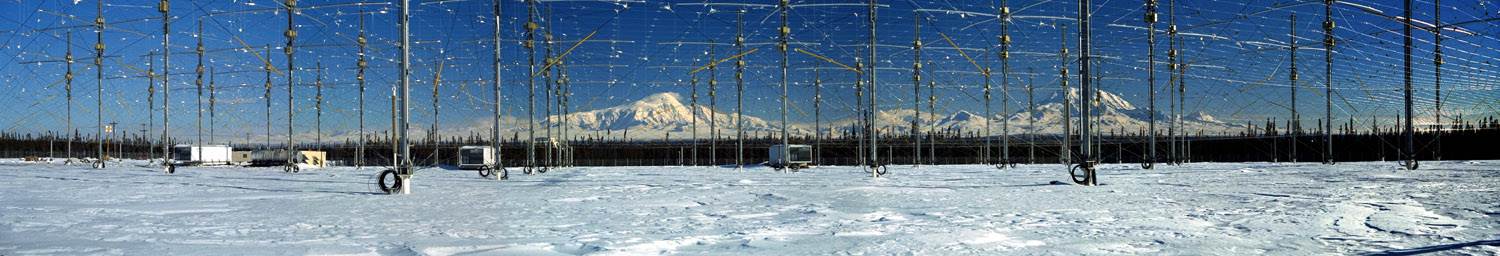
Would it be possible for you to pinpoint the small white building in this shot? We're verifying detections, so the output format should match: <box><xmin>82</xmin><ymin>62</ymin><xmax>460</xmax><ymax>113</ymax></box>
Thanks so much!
<box><xmin>768</xmin><ymin>144</ymin><xmax>813</xmax><ymax>169</ymax></box>
<box><xmin>171</xmin><ymin>145</ymin><xmax>235</xmax><ymax>166</ymax></box>
<box><xmin>457</xmin><ymin>146</ymin><xmax>496</xmax><ymax>170</ymax></box>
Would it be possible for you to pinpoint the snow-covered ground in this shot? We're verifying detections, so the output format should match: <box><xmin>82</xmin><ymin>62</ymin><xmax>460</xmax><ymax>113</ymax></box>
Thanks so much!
<box><xmin>1</xmin><ymin>159</ymin><xmax>1497</xmax><ymax>255</ymax></box>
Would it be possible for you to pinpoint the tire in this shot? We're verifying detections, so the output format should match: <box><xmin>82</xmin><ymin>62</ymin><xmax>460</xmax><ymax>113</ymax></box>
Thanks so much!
<box><xmin>378</xmin><ymin>169</ymin><xmax>403</xmax><ymax>194</ymax></box>
<box><xmin>1141</xmin><ymin>162</ymin><xmax>1154</xmax><ymax>170</ymax></box>
<box><xmin>1069</xmin><ymin>163</ymin><xmax>1095</xmax><ymax>185</ymax></box>
<box><xmin>478</xmin><ymin>167</ymin><xmax>492</xmax><ymax>178</ymax></box>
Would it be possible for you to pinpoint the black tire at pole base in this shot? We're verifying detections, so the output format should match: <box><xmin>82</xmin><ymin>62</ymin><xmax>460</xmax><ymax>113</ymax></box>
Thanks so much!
<box><xmin>478</xmin><ymin>167</ymin><xmax>491</xmax><ymax>178</ymax></box>
<box><xmin>1141</xmin><ymin>161</ymin><xmax>1154</xmax><ymax>170</ymax></box>
<box><xmin>1069</xmin><ymin>162</ymin><xmax>1097</xmax><ymax>186</ymax></box>
<box><xmin>378</xmin><ymin>169</ymin><xmax>403</xmax><ymax>194</ymax></box>
<box><xmin>866</xmin><ymin>165</ymin><xmax>888</xmax><ymax>176</ymax></box>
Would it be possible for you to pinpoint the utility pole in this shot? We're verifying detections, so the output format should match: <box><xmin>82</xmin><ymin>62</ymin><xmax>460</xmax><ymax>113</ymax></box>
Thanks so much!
<box><xmin>1144</xmin><ymin>0</ymin><xmax>1158</xmax><ymax>169</ymax></box>
<box><xmin>160</xmin><ymin>0</ymin><xmax>174</xmax><ymax>173</ymax></box>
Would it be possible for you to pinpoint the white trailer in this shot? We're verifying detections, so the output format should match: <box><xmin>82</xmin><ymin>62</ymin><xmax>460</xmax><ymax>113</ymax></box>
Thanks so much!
<box><xmin>171</xmin><ymin>145</ymin><xmax>235</xmax><ymax>166</ymax></box>
<box><xmin>248</xmin><ymin>149</ymin><xmax>327</xmax><ymax>169</ymax></box>
<box><xmin>457</xmin><ymin>146</ymin><xmax>496</xmax><ymax>170</ymax></box>
<box><xmin>768</xmin><ymin>144</ymin><xmax>813</xmax><ymax>170</ymax></box>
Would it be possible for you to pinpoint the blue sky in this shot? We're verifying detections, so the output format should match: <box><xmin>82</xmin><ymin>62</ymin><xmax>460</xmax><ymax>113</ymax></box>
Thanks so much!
<box><xmin>1</xmin><ymin>0</ymin><xmax>1496</xmax><ymax>142</ymax></box>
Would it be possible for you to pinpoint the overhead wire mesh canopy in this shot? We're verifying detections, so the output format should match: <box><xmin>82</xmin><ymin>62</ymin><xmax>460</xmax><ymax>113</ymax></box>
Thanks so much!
<box><xmin>0</xmin><ymin>0</ymin><xmax>1495</xmax><ymax>167</ymax></box>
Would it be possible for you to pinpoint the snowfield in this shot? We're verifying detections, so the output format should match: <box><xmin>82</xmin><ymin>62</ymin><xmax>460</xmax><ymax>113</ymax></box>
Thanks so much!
<box><xmin>1</xmin><ymin>160</ymin><xmax>1497</xmax><ymax>255</ymax></box>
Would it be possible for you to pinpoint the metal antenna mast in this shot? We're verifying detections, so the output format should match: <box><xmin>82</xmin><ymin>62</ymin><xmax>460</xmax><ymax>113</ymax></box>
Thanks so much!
<box><xmin>856</xmin><ymin>59</ymin><xmax>866</xmax><ymax>167</ymax></box>
<box><xmin>524</xmin><ymin>0</ymin><xmax>538</xmax><ymax>174</ymax></box>
<box><xmin>210</xmin><ymin>67</ymin><xmax>216</xmax><ymax>145</ymax></box>
<box><xmin>1059</xmin><ymin>23</ymin><xmax>1071</xmax><ymax>166</ymax></box>
<box><xmin>912</xmin><ymin>10</ymin><xmax>922</xmax><ymax>166</ymax></box>
<box><xmin>542</xmin><ymin>8</ymin><xmax>554</xmax><ymax>171</ymax></box>
<box><xmin>160</xmin><ymin>0</ymin><xmax>174</xmax><ymax>173</ymax></box>
<box><xmin>66</xmin><ymin>33</ymin><xmax>75</xmax><ymax>164</ymax></box>
<box><xmin>1026</xmin><ymin>76</ymin><xmax>1035</xmax><ymax>164</ymax></box>
<box><xmin>195</xmin><ymin>20</ymin><xmax>204</xmax><ymax>151</ymax></box>
<box><xmin>1174</xmin><ymin>1</ymin><xmax>1186</xmax><ymax>164</ymax></box>
<box><xmin>1401</xmin><ymin>0</ymin><xmax>1417</xmax><ymax>170</ymax></box>
<box><xmin>691</xmin><ymin>51</ymin><xmax>701</xmax><ymax>166</ymax></box>
<box><xmin>393</xmin><ymin>0</ymin><xmax>416</xmax><ymax>193</ymax></box>
<box><xmin>357</xmin><ymin>9</ymin><xmax>369</xmax><ymax>168</ymax></box>
<box><xmin>264</xmin><ymin>46</ymin><xmax>273</xmax><ymax>149</ymax></box>
<box><xmin>1144</xmin><ymin>0</ymin><xmax>1158</xmax><ymax>169</ymax></box>
<box><xmin>709</xmin><ymin>42</ymin><xmax>719</xmax><ymax>166</ymax></box>
<box><xmin>1289</xmin><ymin>14</ymin><xmax>1299</xmax><ymax>163</ymax></box>
<box><xmin>813</xmin><ymin>68</ymin><xmax>822</xmax><ymax>166</ymax></box>
<box><xmin>1000</xmin><ymin>1</ymin><xmax>1013</xmax><ymax>168</ymax></box>
<box><xmin>1073</xmin><ymin>0</ymin><xmax>1098</xmax><ymax>186</ymax></box>
<box><xmin>1431</xmin><ymin>0</ymin><xmax>1442</xmax><ymax>161</ymax></box>
<box><xmin>778</xmin><ymin>0</ymin><xmax>792</xmax><ymax>172</ymax></box>
<box><xmin>927</xmin><ymin>80</ymin><xmax>935</xmax><ymax>164</ymax></box>
<box><xmin>867</xmin><ymin>0</ymin><xmax>881</xmax><ymax>176</ymax></box>
<box><xmin>735</xmin><ymin>11</ymin><xmax>746</xmax><ymax>170</ymax></box>
<box><xmin>196</xmin><ymin>20</ymin><xmax>204</xmax><ymax>156</ymax></box>
<box><xmin>93</xmin><ymin>1</ymin><xmax>105</xmax><ymax>168</ymax></box>
<box><xmin>283</xmin><ymin>0</ymin><xmax>300</xmax><ymax>173</ymax></box>
<box><xmin>316</xmin><ymin>62</ymin><xmax>324</xmax><ymax>148</ymax></box>
<box><xmin>1166</xmin><ymin>0</ymin><xmax>1178</xmax><ymax>165</ymax></box>
<box><xmin>490</xmin><ymin>0</ymin><xmax>506</xmax><ymax>179</ymax></box>
<box><xmin>1324</xmin><ymin>0</ymin><xmax>1335</xmax><ymax>164</ymax></box>
<box><xmin>148</xmin><ymin>51</ymin><xmax>156</xmax><ymax>162</ymax></box>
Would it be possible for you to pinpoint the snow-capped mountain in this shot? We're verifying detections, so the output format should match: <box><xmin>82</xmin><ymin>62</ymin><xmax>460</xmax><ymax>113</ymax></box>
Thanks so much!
<box><xmin>831</xmin><ymin>87</ymin><xmax>1243</xmax><ymax>136</ymax></box>
<box><xmin>546</xmin><ymin>92</ymin><xmax>800</xmax><ymax>139</ymax></box>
